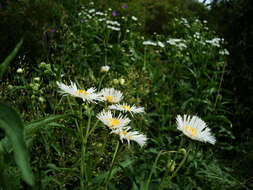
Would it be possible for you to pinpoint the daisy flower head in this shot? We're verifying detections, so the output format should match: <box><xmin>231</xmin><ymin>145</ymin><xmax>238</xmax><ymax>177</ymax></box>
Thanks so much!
<box><xmin>56</xmin><ymin>81</ymin><xmax>103</xmax><ymax>103</ymax></box>
<box><xmin>176</xmin><ymin>115</ymin><xmax>216</xmax><ymax>145</ymax></box>
<box><xmin>96</xmin><ymin>110</ymin><xmax>130</xmax><ymax>129</ymax></box>
<box><xmin>99</xmin><ymin>88</ymin><xmax>123</xmax><ymax>103</ymax></box>
<box><xmin>112</xmin><ymin>127</ymin><xmax>147</xmax><ymax>147</ymax></box>
<box><xmin>109</xmin><ymin>103</ymin><xmax>145</xmax><ymax>115</ymax></box>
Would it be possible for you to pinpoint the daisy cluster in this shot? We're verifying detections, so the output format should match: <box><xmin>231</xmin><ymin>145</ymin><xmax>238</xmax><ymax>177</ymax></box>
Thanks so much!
<box><xmin>56</xmin><ymin>81</ymin><xmax>147</xmax><ymax>147</ymax></box>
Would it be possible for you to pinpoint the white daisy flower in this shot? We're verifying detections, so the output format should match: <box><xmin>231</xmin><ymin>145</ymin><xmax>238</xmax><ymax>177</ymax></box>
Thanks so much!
<box><xmin>109</xmin><ymin>103</ymin><xmax>144</xmax><ymax>115</ymax></box>
<box><xmin>96</xmin><ymin>110</ymin><xmax>130</xmax><ymax>129</ymax></box>
<box><xmin>56</xmin><ymin>81</ymin><xmax>103</xmax><ymax>103</ymax></box>
<box><xmin>112</xmin><ymin>127</ymin><xmax>147</xmax><ymax>147</ymax></box>
<box><xmin>176</xmin><ymin>115</ymin><xmax>216</xmax><ymax>145</ymax></box>
<box><xmin>99</xmin><ymin>88</ymin><xmax>123</xmax><ymax>103</ymax></box>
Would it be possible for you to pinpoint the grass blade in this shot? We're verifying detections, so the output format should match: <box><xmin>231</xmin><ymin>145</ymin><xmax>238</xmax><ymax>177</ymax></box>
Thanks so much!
<box><xmin>0</xmin><ymin>103</ymin><xmax>34</xmax><ymax>186</ymax></box>
<box><xmin>0</xmin><ymin>38</ymin><xmax>23</xmax><ymax>79</ymax></box>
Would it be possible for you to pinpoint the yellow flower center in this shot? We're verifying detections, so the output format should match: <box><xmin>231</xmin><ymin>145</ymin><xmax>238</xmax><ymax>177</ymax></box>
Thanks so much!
<box><xmin>77</xmin><ymin>89</ymin><xmax>89</xmax><ymax>95</ymax></box>
<box><xmin>122</xmin><ymin>131</ymin><xmax>128</xmax><ymax>136</ymax></box>
<box><xmin>108</xmin><ymin>118</ymin><xmax>119</xmax><ymax>127</ymax></box>
<box><xmin>105</xmin><ymin>95</ymin><xmax>114</xmax><ymax>103</ymax></box>
<box><xmin>121</xmin><ymin>105</ymin><xmax>131</xmax><ymax>111</ymax></box>
<box><xmin>184</xmin><ymin>125</ymin><xmax>197</xmax><ymax>137</ymax></box>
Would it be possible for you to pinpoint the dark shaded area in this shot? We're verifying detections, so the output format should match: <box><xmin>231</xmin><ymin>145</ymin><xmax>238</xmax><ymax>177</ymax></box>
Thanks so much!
<box><xmin>209</xmin><ymin>0</ymin><xmax>253</xmax><ymax>147</ymax></box>
<box><xmin>0</xmin><ymin>1</ymin><xmax>67</xmax><ymax>64</ymax></box>
<box><xmin>208</xmin><ymin>0</ymin><xmax>253</xmax><ymax>185</ymax></box>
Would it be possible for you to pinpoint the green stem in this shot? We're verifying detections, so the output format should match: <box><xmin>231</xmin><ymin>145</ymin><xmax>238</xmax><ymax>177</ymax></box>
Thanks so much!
<box><xmin>146</xmin><ymin>150</ymin><xmax>164</xmax><ymax>190</ymax></box>
<box><xmin>98</xmin><ymin>74</ymin><xmax>106</xmax><ymax>91</ymax></box>
<box><xmin>169</xmin><ymin>148</ymin><xmax>190</xmax><ymax>181</ymax></box>
<box><xmin>146</xmin><ymin>150</ymin><xmax>177</xmax><ymax>190</ymax></box>
<box><xmin>214</xmin><ymin>61</ymin><xmax>226</xmax><ymax>110</ymax></box>
<box><xmin>81</xmin><ymin>107</ymin><xmax>92</xmax><ymax>188</ymax></box>
<box><xmin>105</xmin><ymin>141</ymin><xmax>120</xmax><ymax>188</ymax></box>
<box><xmin>143</xmin><ymin>48</ymin><xmax>147</xmax><ymax>71</ymax></box>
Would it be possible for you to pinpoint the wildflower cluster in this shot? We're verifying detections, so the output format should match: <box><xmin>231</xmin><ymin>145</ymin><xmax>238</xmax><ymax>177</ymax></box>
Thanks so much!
<box><xmin>56</xmin><ymin>81</ymin><xmax>147</xmax><ymax>147</ymax></box>
<box><xmin>143</xmin><ymin>17</ymin><xmax>229</xmax><ymax>56</ymax></box>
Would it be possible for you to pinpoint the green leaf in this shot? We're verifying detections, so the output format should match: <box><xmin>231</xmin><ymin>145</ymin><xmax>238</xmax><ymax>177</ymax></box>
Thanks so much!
<box><xmin>0</xmin><ymin>103</ymin><xmax>34</xmax><ymax>186</ymax></box>
<box><xmin>91</xmin><ymin>159</ymin><xmax>134</xmax><ymax>184</ymax></box>
<box><xmin>0</xmin><ymin>38</ymin><xmax>23</xmax><ymax>79</ymax></box>
<box><xmin>24</xmin><ymin>114</ymin><xmax>70</xmax><ymax>136</ymax></box>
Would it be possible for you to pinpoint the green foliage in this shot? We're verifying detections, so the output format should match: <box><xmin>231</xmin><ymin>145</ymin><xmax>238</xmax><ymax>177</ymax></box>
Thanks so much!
<box><xmin>0</xmin><ymin>103</ymin><xmax>34</xmax><ymax>186</ymax></box>
<box><xmin>0</xmin><ymin>0</ymin><xmax>250</xmax><ymax>189</ymax></box>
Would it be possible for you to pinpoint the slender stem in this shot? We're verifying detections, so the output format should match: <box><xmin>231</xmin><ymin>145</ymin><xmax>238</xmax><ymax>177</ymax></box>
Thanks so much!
<box><xmin>214</xmin><ymin>61</ymin><xmax>226</xmax><ymax>110</ymax></box>
<box><xmin>143</xmin><ymin>48</ymin><xmax>147</xmax><ymax>71</ymax></box>
<box><xmin>105</xmin><ymin>141</ymin><xmax>120</xmax><ymax>188</ymax></box>
<box><xmin>98</xmin><ymin>74</ymin><xmax>106</xmax><ymax>91</ymax></box>
<box><xmin>169</xmin><ymin>147</ymin><xmax>191</xmax><ymax>181</ymax></box>
<box><xmin>146</xmin><ymin>150</ymin><xmax>177</xmax><ymax>190</ymax></box>
<box><xmin>146</xmin><ymin>150</ymin><xmax>164</xmax><ymax>190</ymax></box>
<box><xmin>81</xmin><ymin>107</ymin><xmax>92</xmax><ymax>188</ymax></box>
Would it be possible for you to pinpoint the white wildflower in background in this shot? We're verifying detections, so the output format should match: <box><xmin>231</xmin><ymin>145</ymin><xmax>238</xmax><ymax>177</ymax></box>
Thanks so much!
<box><xmin>176</xmin><ymin>115</ymin><xmax>216</xmax><ymax>145</ymax></box>
<box><xmin>219</xmin><ymin>49</ymin><xmax>229</xmax><ymax>55</ymax></box>
<box><xmin>100</xmin><ymin>88</ymin><xmax>123</xmax><ymax>103</ymax></box>
<box><xmin>143</xmin><ymin>41</ymin><xmax>157</xmax><ymax>46</ymax></box>
<box><xmin>106</xmin><ymin>20</ymin><xmax>120</xmax><ymax>26</ymax></box>
<box><xmin>157</xmin><ymin>41</ymin><xmax>165</xmax><ymax>48</ymax></box>
<box><xmin>106</xmin><ymin>20</ymin><xmax>121</xmax><ymax>31</ymax></box>
<box><xmin>56</xmin><ymin>81</ymin><xmax>103</xmax><ymax>103</ymax></box>
<box><xmin>97</xmin><ymin>110</ymin><xmax>131</xmax><ymax>129</ymax></box>
<box><xmin>112</xmin><ymin>127</ymin><xmax>147</xmax><ymax>147</ymax></box>
<box><xmin>206</xmin><ymin>38</ymin><xmax>222</xmax><ymax>47</ymax></box>
<box><xmin>95</xmin><ymin>11</ymin><xmax>104</xmax><ymax>16</ymax></box>
<box><xmin>88</xmin><ymin>9</ymin><xmax>95</xmax><ymax>14</ymax></box>
<box><xmin>34</xmin><ymin>77</ymin><xmax>40</xmax><ymax>82</ymax></box>
<box><xmin>98</xmin><ymin>18</ymin><xmax>106</xmax><ymax>22</ymax></box>
<box><xmin>166</xmin><ymin>38</ymin><xmax>182</xmax><ymax>45</ymax></box>
<box><xmin>100</xmin><ymin>65</ymin><xmax>110</xmax><ymax>73</ymax></box>
<box><xmin>109</xmin><ymin>103</ymin><xmax>144</xmax><ymax>115</ymax></box>
<box><xmin>166</xmin><ymin>38</ymin><xmax>187</xmax><ymax>50</ymax></box>
<box><xmin>131</xmin><ymin>16</ymin><xmax>138</xmax><ymax>21</ymax></box>
<box><xmin>107</xmin><ymin>25</ymin><xmax>120</xmax><ymax>31</ymax></box>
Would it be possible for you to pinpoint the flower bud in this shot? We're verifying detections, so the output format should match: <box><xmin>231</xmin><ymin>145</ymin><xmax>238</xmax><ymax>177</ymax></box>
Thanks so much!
<box><xmin>119</xmin><ymin>78</ymin><xmax>125</xmax><ymax>85</ymax></box>
<box><xmin>38</xmin><ymin>97</ymin><xmax>45</xmax><ymax>103</ymax></box>
<box><xmin>113</xmin><ymin>79</ymin><xmax>119</xmax><ymax>85</ymax></box>
<box><xmin>16</xmin><ymin>68</ymin><xmax>23</xmax><ymax>73</ymax></box>
<box><xmin>167</xmin><ymin>159</ymin><xmax>176</xmax><ymax>172</ymax></box>
<box><xmin>100</xmin><ymin>65</ymin><xmax>110</xmax><ymax>73</ymax></box>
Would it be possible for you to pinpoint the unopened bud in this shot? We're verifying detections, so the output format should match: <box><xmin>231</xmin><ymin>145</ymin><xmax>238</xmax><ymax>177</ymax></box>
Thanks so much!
<box><xmin>16</xmin><ymin>68</ymin><xmax>23</xmax><ymax>73</ymax></box>
<box><xmin>167</xmin><ymin>159</ymin><xmax>176</xmax><ymax>172</ymax></box>
<box><xmin>119</xmin><ymin>78</ymin><xmax>125</xmax><ymax>85</ymax></box>
<box><xmin>113</xmin><ymin>79</ymin><xmax>119</xmax><ymax>85</ymax></box>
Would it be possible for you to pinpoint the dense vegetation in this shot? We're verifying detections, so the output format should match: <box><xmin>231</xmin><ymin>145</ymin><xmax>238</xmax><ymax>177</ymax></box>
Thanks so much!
<box><xmin>0</xmin><ymin>0</ymin><xmax>252</xmax><ymax>189</ymax></box>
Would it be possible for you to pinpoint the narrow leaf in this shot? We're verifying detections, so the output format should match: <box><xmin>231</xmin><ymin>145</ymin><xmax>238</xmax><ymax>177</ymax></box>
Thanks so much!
<box><xmin>0</xmin><ymin>38</ymin><xmax>24</xmax><ymax>79</ymax></box>
<box><xmin>0</xmin><ymin>103</ymin><xmax>34</xmax><ymax>186</ymax></box>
